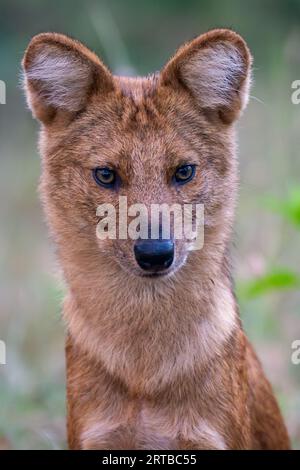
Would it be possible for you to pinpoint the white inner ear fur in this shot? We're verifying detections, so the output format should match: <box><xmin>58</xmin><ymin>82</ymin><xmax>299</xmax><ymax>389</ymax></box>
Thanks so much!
<box><xmin>25</xmin><ymin>49</ymin><xmax>93</xmax><ymax>112</ymax></box>
<box><xmin>182</xmin><ymin>43</ymin><xmax>250</xmax><ymax>112</ymax></box>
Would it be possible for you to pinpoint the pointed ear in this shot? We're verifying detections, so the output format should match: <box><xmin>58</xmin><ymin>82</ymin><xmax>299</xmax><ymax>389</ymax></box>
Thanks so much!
<box><xmin>160</xmin><ymin>29</ymin><xmax>252</xmax><ymax>124</ymax></box>
<box><xmin>22</xmin><ymin>33</ymin><xmax>114</xmax><ymax>124</ymax></box>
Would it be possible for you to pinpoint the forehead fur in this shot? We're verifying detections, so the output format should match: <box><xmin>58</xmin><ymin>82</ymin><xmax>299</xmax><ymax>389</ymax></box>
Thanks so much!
<box><xmin>116</xmin><ymin>75</ymin><xmax>159</xmax><ymax>102</ymax></box>
<box><xmin>44</xmin><ymin>75</ymin><xmax>230</xmax><ymax>175</ymax></box>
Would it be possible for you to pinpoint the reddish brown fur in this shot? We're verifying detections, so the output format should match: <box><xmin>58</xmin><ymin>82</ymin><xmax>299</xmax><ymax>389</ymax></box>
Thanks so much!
<box><xmin>23</xmin><ymin>29</ymin><xmax>290</xmax><ymax>449</ymax></box>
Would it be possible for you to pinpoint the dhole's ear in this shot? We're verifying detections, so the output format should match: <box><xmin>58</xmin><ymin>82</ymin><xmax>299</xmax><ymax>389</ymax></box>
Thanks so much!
<box><xmin>22</xmin><ymin>33</ymin><xmax>114</xmax><ymax>124</ymax></box>
<box><xmin>160</xmin><ymin>29</ymin><xmax>252</xmax><ymax>124</ymax></box>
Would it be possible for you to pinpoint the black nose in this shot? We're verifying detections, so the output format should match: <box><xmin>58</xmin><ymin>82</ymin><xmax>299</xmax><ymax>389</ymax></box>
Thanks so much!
<box><xmin>134</xmin><ymin>239</ymin><xmax>174</xmax><ymax>272</ymax></box>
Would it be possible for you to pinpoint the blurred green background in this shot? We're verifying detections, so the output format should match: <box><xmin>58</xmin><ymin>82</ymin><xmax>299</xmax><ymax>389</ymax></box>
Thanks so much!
<box><xmin>0</xmin><ymin>0</ymin><xmax>300</xmax><ymax>450</ymax></box>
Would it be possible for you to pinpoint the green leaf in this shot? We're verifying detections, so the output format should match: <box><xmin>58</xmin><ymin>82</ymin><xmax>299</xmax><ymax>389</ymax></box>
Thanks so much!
<box><xmin>265</xmin><ymin>187</ymin><xmax>300</xmax><ymax>228</ymax></box>
<box><xmin>238</xmin><ymin>268</ymin><xmax>300</xmax><ymax>299</ymax></box>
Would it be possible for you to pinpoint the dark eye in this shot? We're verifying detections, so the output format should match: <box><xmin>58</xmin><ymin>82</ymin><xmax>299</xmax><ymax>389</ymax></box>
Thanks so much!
<box><xmin>93</xmin><ymin>167</ymin><xmax>116</xmax><ymax>188</ymax></box>
<box><xmin>174</xmin><ymin>164</ymin><xmax>196</xmax><ymax>185</ymax></box>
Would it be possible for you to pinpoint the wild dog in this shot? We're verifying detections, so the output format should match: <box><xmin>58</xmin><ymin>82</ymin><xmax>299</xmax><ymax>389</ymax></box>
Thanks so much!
<box><xmin>23</xmin><ymin>29</ymin><xmax>290</xmax><ymax>449</ymax></box>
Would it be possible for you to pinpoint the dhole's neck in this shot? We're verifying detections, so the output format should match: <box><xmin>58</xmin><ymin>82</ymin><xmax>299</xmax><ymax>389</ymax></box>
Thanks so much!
<box><xmin>63</xmin><ymin>248</ymin><xmax>238</xmax><ymax>396</ymax></box>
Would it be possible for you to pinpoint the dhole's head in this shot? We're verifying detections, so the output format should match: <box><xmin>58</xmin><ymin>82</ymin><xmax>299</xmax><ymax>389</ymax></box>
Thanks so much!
<box><xmin>23</xmin><ymin>30</ymin><xmax>251</xmax><ymax>284</ymax></box>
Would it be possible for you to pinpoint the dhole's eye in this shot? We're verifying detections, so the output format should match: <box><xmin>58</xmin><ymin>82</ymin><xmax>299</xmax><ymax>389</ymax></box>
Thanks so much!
<box><xmin>93</xmin><ymin>167</ymin><xmax>116</xmax><ymax>188</ymax></box>
<box><xmin>174</xmin><ymin>164</ymin><xmax>196</xmax><ymax>185</ymax></box>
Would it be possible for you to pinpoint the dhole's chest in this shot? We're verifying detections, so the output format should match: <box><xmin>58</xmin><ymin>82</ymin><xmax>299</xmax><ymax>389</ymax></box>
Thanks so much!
<box><xmin>80</xmin><ymin>400</ymin><xmax>226</xmax><ymax>450</ymax></box>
